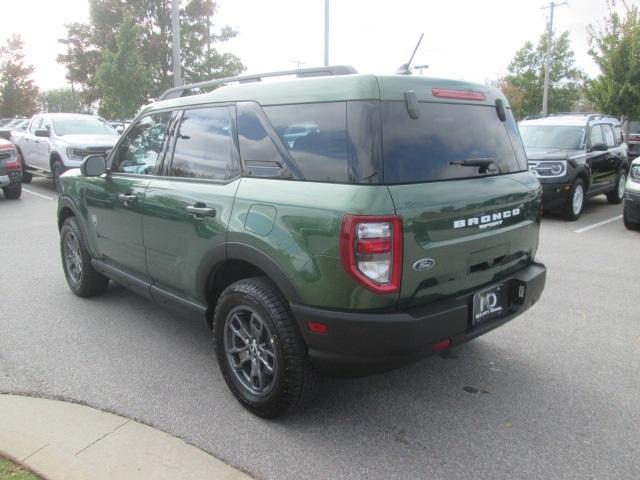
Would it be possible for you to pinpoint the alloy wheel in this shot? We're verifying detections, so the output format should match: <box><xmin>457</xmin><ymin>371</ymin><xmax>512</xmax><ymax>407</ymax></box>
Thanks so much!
<box><xmin>63</xmin><ymin>230</ymin><xmax>82</xmax><ymax>284</ymax></box>
<box><xmin>618</xmin><ymin>173</ymin><xmax>626</xmax><ymax>199</ymax></box>
<box><xmin>223</xmin><ymin>306</ymin><xmax>278</xmax><ymax>396</ymax></box>
<box><xmin>572</xmin><ymin>184</ymin><xmax>584</xmax><ymax>216</ymax></box>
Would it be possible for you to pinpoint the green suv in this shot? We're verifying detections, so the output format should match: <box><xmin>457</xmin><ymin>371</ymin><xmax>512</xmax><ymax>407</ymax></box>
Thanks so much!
<box><xmin>57</xmin><ymin>66</ymin><xmax>546</xmax><ymax>417</ymax></box>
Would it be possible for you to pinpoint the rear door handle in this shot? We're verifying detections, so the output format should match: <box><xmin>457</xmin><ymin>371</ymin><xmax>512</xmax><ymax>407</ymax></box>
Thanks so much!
<box><xmin>186</xmin><ymin>205</ymin><xmax>216</xmax><ymax>218</ymax></box>
<box><xmin>117</xmin><ymin>193</ymin><xmax>138</xmax><ymax>206</ymax></box>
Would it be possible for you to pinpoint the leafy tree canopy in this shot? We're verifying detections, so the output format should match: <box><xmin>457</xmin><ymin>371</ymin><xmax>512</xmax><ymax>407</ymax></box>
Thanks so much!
<box><xmin>0</xmin><ymin>35</ymin><xmax>39</xmax><ymax>118</ymax></box>
<box><xmin>95</xmin><ymin>15</ymin><xmax>153</xmax><ymax>120</ymax></box>
<box><xmin>40</xmin><ymin>88</ymin><xmax>82</xmax><ymax>113</ymax></box>
<box><xmin>501</xmin><ymin>31</ymin><xmax>584</xmax><ymax>120</ymax></box>
<box><xmin>587</xmin><ymin>0</ymin><xmax>640</xmax><ymax>130</ymax></box>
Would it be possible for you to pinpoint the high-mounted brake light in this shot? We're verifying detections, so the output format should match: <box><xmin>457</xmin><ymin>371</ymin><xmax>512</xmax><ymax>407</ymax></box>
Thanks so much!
<box><xmin>431</xmin><ymin>88</ymin><xmax>486</xmax><ymax>101</ymax></box>
<box><xmin>341</xmin><ymin>215</ymin><xmax>402</xmax><ymax>294</ymax></box>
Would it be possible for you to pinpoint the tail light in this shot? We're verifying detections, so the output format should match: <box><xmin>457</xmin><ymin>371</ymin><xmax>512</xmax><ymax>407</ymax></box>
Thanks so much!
<box><xmin>0</xmin><ymin>146</ymin><xmax>20</xmax><ymax>171</ymax></box>
<box><xmin>431</xmin><ymin>88</ymin><xmax>486</xmax><ymax>101</ymax></box>
<box><xmin>340</xmin><ymin>215</ymin><xmax>402</xmax><ymax>294</ymax></box>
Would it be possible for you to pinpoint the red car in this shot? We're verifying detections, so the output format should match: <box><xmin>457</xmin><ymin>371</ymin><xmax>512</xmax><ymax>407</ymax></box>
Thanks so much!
<box><xmin>0</xmin><ymin>138</ymin><xmax>22</xmax><ymax>199</ymax></box>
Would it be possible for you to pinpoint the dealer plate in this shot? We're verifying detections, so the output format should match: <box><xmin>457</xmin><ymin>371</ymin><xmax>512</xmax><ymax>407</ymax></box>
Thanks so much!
<box><xmin>472</xmin><ymin>283</ymin><xmax>507</xmax><ymax>326</ymax></box>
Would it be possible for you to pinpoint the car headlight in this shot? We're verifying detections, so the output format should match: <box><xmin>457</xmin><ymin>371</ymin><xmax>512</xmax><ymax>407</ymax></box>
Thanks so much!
<box><xmin>631</xmin><ymin>165</ymin><xmax>640</xmax><ymax>182</ymax></box>
<box><xmin>67</xmin><ymin>148</ymin><xmax>86</xmax><ymax>161</ymax></box>
<box><xmin>529</xmin><ymin>160</ymin><xmax>567</xmax><ymax>177</ymax></box>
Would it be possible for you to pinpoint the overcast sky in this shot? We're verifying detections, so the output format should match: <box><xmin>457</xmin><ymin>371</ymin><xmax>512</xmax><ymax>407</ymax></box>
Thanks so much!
<box><xmin>2</xmin><ymin>0</ymin><xmax>615</xmax><ymax>91</ymax></box>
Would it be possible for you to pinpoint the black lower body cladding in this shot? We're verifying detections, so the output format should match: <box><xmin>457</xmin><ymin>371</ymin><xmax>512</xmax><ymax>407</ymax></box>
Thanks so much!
<box><xmin>291</xmin><ymin>262</ymin><xmax>546</xmax><ymax>377</ymax></box>
<box><xmin>539</xmin><ymin>183</ymin><xmax>571</xmax><ymax>211</ymax></box>
<box><xmin>624</xmin><ymin>192</ymin><xmax>640</xmax><ymax>224</ymax></box>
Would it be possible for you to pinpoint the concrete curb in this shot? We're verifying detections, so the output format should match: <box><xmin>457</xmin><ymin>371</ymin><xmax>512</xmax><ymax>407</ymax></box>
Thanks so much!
<box><xmin>0</xmin><ymin>394</ymin><xmax>252</xmax><ymax>480</ymax></box>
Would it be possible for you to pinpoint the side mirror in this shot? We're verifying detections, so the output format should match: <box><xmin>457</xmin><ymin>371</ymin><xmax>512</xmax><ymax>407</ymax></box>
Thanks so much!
<box><xmin>35</xmin><ymin>128</ymin><xmax>50</xmax><ymax>138</ymax></box>
<box><xmin>115</xmin><ymin>125</ymin><xmax>124</xmax><ymax>134</ymax></box>
<box><xmin>80</xmin><ymin>154</ymin><xmax>107</xmax><ymax>177</ymax></box>
<box><xmin>590</xmin><ymin>143</ymin><xmax>608</xmax><ymax>152</ymax></box>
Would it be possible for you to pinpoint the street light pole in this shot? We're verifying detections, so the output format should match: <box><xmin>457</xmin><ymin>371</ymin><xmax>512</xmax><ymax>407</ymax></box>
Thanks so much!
<box><xmin>172</xmin><ymin>0</ymin><xmax>182</xmax><ymax>87</ymax></box>
<box><xmin>57</xmin><ymin>38</ymin><xmax>77</xmax><ymax>112</ymax></box>
<box><xmin>541</xmin><ymin>1</ymin><xmax>567</xmax><ymax>115</ymax></box>
<box><xmin>324</xmin><ymin>0</ymin><xmax>329</xmax><ymax>66</ymax></box>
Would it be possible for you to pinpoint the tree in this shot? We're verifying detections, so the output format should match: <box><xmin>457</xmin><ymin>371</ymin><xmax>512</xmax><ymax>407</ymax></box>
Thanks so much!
<box><xmin>587</xmin><ymin>0</ymin><xmax>640</xmax><ymax>134</ymax></box>
<box><xmin>40</xmin><ymin>88</ymin><xmax>81</xmax><ymax>113</ymax></box>
<box><xmin>501</xmin><ymin>31</ymin><xmax>584</xmax><ymax>119</ymax></box>
<box><xmin>95</xmin><ymin>15</ymin><xmax>152</xmax><ymax>120</ymax></box>
<box><xmin>58</xmin><ymin>0</ymin><xmax>245</xmax><ymax>102</ymax></box>
<box><xmin>0</xmin><ymin>35</ymin><xmax>39</xmax><ymax>117</ymax></box>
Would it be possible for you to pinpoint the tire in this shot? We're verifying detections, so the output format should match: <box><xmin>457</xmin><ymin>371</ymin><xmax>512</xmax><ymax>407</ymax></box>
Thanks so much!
<box><xmin>18</xmin><ymin>150</ymin><xmax>32</xmax><ymax>183</ymax></box>
<box><xmin>2</xmin><ymin>183</ymin><xmax>22</xmax><ymax>199</ymax></box>
<box><xmin>214</xmin><ymin>277</ymin><xmax>319</xmax><ymax>418</ymax></box>
<box><xmin>52</xmin><ymin>159</ymin><xmax>65</xmax><ymax>193</ymax></box>
<box><xmin>563</xmin><ymin>178</ymin><xmax>586</xmax><ymax>221</ymax></box>
<box><xmin>623</xmin><ymin>208</ymin><xmax>640</xmax><ymax>231</ymax></box>
<box><xmin>60</xmin><ymin>216</ymin><xmax>109</xmax><ymax>297</ymax></box>
<box><xmin>606</xmin><ymin>171</ymin><xmax>626</xmax><ymax>204</ymax></box>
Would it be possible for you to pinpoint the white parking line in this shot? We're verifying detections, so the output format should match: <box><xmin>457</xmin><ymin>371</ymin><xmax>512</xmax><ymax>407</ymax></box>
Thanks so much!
<box><xmin>574</xmin><ymin>215</ymin><xmax>623</xmax><ymax>234</ymax></box>
<box><xmin>22</xmin><ymin>188</ymin><xmax>54</xmax><ymax>201</ymax></box>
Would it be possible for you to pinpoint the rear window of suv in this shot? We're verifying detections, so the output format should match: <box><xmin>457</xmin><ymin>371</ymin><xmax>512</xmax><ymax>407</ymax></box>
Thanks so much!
<box><xmin>381</xmin><ymin>102</ymin><xmax>527</xmax><ymax>184</ymax></box>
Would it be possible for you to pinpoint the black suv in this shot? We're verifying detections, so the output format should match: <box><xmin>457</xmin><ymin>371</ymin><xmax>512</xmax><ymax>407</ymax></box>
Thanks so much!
<box><xmin>519</xmin><ymin>113</ymin><xmax>628</xmax><ymax>220</ymax></box>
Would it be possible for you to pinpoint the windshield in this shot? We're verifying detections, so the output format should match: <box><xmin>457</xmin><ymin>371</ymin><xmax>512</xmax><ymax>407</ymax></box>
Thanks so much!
<box><xmin>519</xmin><ymin>125</ymin><xmax>585</xmax><ymax>150</ymax></box>
<box><xmin>52</xmin><ymin>116</ymin><xmax>117</xmax><ymax>136</ymax></box>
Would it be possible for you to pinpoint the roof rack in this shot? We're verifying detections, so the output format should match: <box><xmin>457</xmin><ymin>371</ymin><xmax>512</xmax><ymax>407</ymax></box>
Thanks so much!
<box><xmin>158</xmin><ymin>65</ymin><xmax>358</xmax><ymax>101</ymax></box>
<box><xmin>522</xmin><ymin>112</ymin><xmax>619</xmax><ymax>123</ymax></box>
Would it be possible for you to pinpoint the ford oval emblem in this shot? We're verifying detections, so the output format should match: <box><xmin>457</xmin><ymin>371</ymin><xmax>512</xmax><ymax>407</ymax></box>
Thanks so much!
<box><xmin>413</xmin><ymin>258</ymin><xmax>435</xmax><ymax>271</ymax></box>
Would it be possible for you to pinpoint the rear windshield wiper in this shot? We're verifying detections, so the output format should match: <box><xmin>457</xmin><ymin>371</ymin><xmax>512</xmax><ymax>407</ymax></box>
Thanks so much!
<box><xmin>449</xmin><ymin>158</ymin><xmax>498</xmax><ymax>174</ymax></box>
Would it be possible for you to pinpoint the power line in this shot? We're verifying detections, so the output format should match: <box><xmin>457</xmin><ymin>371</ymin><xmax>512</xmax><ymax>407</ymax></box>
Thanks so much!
<box><xmin>541</xmin><ymin>1</ymin><xmax>567</xmax><ymax>115</ymax></box>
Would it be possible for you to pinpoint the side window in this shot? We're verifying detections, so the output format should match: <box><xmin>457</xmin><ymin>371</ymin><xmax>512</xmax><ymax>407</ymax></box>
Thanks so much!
<box><xmin>110</xmin><ymin>111</ymin><xmax>175</xmax><ymax>175</ymax></box>
<box><xmin>614</xmin><ymin>125</ymin><xmax>624</xmax><ymax>145</ymax></box>
<box><xmin>29</xmin><ymin>116</ymin><xmax>42</xmax><ymax>134</ymax></box>
<box><xmin>590</xmin><ymin>125</ymin><xmax>604</xmax><ymax>146</ymax></box>
<box><xmin>41</xmin><ymin>117</ymin><xmax>52</xmax><ymax>134</ymax></box>
<box><xmin>602</xmin><ymin>124</ymin><xmax>616</xmax><ymax>147</ymax></box>
<box><xmin>169</xmin><ymin>106</ymin><xmax>235</xmax><ymax>180</ymax></box>
<box><xmin>263</xmin><ymin>102</ymin><xmax>348</xmax><ymax>182</ymax></box>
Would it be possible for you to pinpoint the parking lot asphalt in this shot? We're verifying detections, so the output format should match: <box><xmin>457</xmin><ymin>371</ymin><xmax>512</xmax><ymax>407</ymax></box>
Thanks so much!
<box><xmin>1</xmin><ymin>178</ymin><xmax>639</xmax><ymax>480</ymax></box>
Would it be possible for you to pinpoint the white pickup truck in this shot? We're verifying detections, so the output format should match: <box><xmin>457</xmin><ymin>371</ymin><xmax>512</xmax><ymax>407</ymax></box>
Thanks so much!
<box><xmin>15</xmin><ymin>113</ymin><xmax>119</xmax><ymax>190</ymax></box>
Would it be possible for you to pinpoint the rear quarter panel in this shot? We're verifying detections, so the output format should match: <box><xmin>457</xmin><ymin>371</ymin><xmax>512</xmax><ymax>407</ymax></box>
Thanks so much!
<box><xmin>228</xmin><ymin>178</ymin><xmax>397</xmax><ymax>309</ymax></box>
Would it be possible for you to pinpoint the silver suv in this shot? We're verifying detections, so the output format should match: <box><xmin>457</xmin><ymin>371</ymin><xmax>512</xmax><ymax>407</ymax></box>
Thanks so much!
<box><xmin>15</xmin><ymin>113</ymin><xmax>119</xmax><ymax>189</ymax></box>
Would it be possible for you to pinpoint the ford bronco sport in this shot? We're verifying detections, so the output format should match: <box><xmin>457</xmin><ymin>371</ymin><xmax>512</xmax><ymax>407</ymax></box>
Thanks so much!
<box><xmin>57</xmin><ymin>66</ymin><xmax>546</xmax><ymax>418</ymax></box>
<box><xmin>519</xmin><ymin>113</ymin><xmax>628</xmax><ymax>220</ymax></box>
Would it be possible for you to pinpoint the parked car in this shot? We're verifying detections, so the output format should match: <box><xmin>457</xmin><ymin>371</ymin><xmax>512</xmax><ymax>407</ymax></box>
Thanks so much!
<box><xmin>14</xmin><ymin>113</ymin><xmax>119</xmax><ymax>190</ymax></box>
<box><xmin>623</xmin><ymin>120</ymin><xmax>640</xmax><ymax>160</ymax></box>
<box><xmin>623</xmin><ymin>157</ymin><xmax>640</xmax><ymax>230</ymax></box>
<box><xmin>519</xmin><ymin>113</ymin><xmax>628</xmax><ymax>220</ymax></box>
<box><xmin>0</xmin><ymin>138</ymin><xmax>22</xmax><ymax>199</ymax></box>
<box><xmin>57</xmin><ymin>66</ymin><xmax>546</xmax><ymax>418</ymax></box>
<box><xmin>0</xmin><ymin>118</ymin><xmax>28</xmax><ymax>140</ymax></box>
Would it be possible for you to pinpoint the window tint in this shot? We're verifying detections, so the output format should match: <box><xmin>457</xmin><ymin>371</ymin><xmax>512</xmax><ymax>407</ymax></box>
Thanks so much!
<box><xmin>382</xmin><ymin>102</ymin><xmax>526</xmax><ymax>184</ymax></box>
<box><xmin>170</xmin><ymin>106</ymin><xmax>234</xmax><ymax>180</ymax></box>
<box><xmin>602</xmin><ymin>124</ymin><xmax>616</xmax><ymax>147</ymax></box>
<box><xmin>111</xmin><ymin>111</ymin><xmax>175</xmax><ymax>175</ymax></box>
<box><xmin>590</xmin><ymin>125</ymin><xmax>604</xmax><ymax>146</ymax></box>
<box><xmin>263</xmin><ymin>102</ymin><xmax>348</xmax><ymax>182</ymax></box>
<box><xmin>237</xmin><ymin>102</ymin><xmax>291</xmax><ymax>178</ymax></box>
<box><xmin>29</xmin><ymin>116</ymin><xmax>42</xmax><ymax>133</ymax></box>
<box><xmin>519</xmin><ymin>125</ymin><xmax>585</xmax><ymax>150</ymax></box>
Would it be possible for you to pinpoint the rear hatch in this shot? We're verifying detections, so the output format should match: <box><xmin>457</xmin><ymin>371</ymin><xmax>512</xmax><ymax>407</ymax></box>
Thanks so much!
<box><xmin>379</xmin><ymin>86</ymin><xmax>541</xmax><ymax>309</ymax></box>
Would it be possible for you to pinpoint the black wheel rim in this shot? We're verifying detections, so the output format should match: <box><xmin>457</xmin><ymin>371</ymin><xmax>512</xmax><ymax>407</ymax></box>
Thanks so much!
<box><xmin>63</xmin><ymin>230</ymin><xmax>82</xmax><ymax>284</ymax></box>
<box><xmin>223</xmin><ymin>306</ymin><xmax>278</xmax><ymax>396</ymax></box>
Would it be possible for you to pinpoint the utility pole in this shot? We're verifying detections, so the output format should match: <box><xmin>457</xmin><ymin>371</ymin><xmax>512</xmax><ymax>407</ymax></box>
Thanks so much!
<box><xmin>57</xmin><ymin>38</ymin><xmax>77</xmax><ymax>112</ymax></box>
<box><xmin>541</xmin><ymin>1</ymin><xmax>567</xmax><ymax>115</ymax></box>
<box><xmin>172</xmin><ymin>0</ymin><xmax>182</xmax><ymax>87</ymax></box>
<box><xmin>324</xmin><ymin>0</ymin><xmax>329</xmax><ymax>66</ymax></box>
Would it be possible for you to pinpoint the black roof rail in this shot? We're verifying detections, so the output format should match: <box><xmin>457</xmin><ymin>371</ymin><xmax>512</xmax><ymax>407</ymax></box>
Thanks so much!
<box><xmin>158</xmin><ymin>65</ymin><xmax>358</xmax><ymax>101</ymax></box>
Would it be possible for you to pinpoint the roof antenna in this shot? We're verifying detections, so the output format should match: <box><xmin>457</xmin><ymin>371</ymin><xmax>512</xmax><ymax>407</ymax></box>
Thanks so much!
<box><xmin>396</xmin><ymin>33</ymin><xmax>424</xmax><ymax>75</ymax></box>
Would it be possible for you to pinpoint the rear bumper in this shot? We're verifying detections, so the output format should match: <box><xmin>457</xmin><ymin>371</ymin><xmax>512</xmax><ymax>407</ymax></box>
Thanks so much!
<box><xmin>0</xmin><ymin>172</ymin><xmax>21</xmax><ymax>187</ymax></box>
<box><xmin>292</xmin><ymin>262</ymin><xmax>546</xmax><ymax>376</ymax></box>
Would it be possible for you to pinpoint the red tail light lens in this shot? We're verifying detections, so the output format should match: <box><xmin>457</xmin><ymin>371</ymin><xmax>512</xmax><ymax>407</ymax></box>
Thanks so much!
<box><xmin>341</xmin><ymin>215</ymin><xmax>402</xmax><ymax>294</ymax></box>
<box><xmin>431</xmin><ymin>88</ymin><xmax>486</xmax><ymax>101</ymax></box>
<box><xmin>0</xmin><ymin>146</ymin><xmax>20</xmax><ymax>170</ymax></box>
